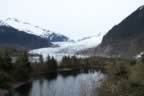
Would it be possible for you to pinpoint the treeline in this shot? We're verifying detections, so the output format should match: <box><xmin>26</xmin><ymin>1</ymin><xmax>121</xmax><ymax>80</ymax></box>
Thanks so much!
<box><xmin>60</xmin><ymin>56</ymin><xmax>115</xmax><ymax>69</ymax></box>
<box><xmin>97</xmin><ymin>56</ymin><xmax>144</xmax><ymax>96</ymax></box>
<box><xmin>34</xmin><ymin>55</ymin><xmax>111</xmax><ymax>72</ymax></box>
<box><xmin>32</xmin><ymin>55</ymin><xmax>105</xmax><ymax>74</ymax></box>
<box><xmin>32</xmin><ymin>55</ymin><xmax>58</xmax><ymax>73</ymax></box>
<box><xmin>0</xmin><ymin>50</ymin><xmax>31</xmax><ymax>89</ymax></box>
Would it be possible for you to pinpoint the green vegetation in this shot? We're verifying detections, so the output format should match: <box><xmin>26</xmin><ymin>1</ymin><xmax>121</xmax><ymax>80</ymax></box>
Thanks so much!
<box><xmin>60</xmin><ymin>56</ymin><xmax>81</xmax><ymax>70</ymax></box>
<box><xmin>0</xmin><ymin>72</ymin><xmax>13</xmax><ymax>89</ymax></box>
<box><xmin>45</xmin><ymin>55</ymin><xmax>58</xmax><ymax>72</ymax></box>
<box><xmin>2</xmin><ymin>48</ymin><xmax>144</xmax><ymax>96</ymax></box>
<box><xmin>59</xmin><ymin>56</ymin><xmax>116</xmax><ymax>72</ymax></box>
<box><xmin>12</xmin><ymin>51</ymin><xmax>31</xmax><ymax>81</ymax></box>
<box><xmin>31</xmin><ymin>55</ymin><xmax>58</xmax><ymax>74</ymax></box>
<box><xmin>0</xmin><ymin>51</ymin><xmax>13</xmax><ymax>74</ymax></box>
<box><xmin>97</xmin><ymin>58</ymin><xmax>144</xmax><ymax>96</ymax></box>
<box><xmin>0</xmin><ymin>50</ymin><xmax>32</xmax><ymax>89</ymax></box>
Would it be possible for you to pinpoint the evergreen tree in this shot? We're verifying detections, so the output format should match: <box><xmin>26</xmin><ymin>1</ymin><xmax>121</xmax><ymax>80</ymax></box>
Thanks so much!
<box><xmin>45</xmin><ymin>55</ymin><xmax>51</xmax><ymax>64</ymax></box>
<box><xmin>0</xmin><ymin>51</ymin><xmax>13</xmax><ymax>73</ymax></box>
<box><xmin>50</xmin><ymin>57</ymin><xmax>58</xmax><ymax>70</ymax></box>
<box><xmin>3</xmin><ymin>51</ymin><xmax>12</xmax><ymax>73</ymax></box>
<box><xmin>0</xmin><ymin>55</ymin><xmax>4</xmax><ymax>72</ymax></box>
<box><xmin>45</xmin><ymin>55</ymin><xmax>57</xmax><ymax>72</ymax></box>
<box><xmin>60</xmin><ymin>56</ymin><xmax>69</xmax><ymax>67</ymax></box>
<box><xmin>39</xmin><ymin>55</ymin><xmax>44</xmax><ymax>64</ymax></box>
<box><xmin>14</xmin><ymin>51</ymin><xmax>31</xmax><ymax>81</ymax></box>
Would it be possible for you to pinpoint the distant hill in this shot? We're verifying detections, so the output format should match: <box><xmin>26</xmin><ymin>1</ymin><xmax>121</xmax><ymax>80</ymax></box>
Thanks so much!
<box><xmin>94</xmin><ymin>5</ymin><xmax>144</xmax><ymax>58</ymax></box>
<box><xmin>0</xmin><ymin>26</ymin><xmax>52</xmax><ymax>49</ymax></box>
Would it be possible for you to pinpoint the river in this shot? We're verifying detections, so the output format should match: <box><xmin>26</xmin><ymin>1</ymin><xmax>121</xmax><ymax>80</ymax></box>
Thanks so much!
<box><xmin>14</xmin><ymin>71</ymin><xmax>104</xmax><ymax>96</ymax></box>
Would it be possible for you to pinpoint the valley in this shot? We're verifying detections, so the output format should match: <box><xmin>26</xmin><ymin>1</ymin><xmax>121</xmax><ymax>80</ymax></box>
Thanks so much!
<box><xmin>0</xmin><ymin>2</ymin><xmax>144</xmax><ymax>96</ymax></box>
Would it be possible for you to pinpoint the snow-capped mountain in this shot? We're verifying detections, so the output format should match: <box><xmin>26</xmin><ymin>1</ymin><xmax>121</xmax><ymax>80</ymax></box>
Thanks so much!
<box><xmin>4</xmin><ymin>18</ymin><xmax>70</xmax><ymax>42</ymax></box>
<box><xmin>30</xmin><ymin>32</ymin><xmax>106</xmax><ymax>61</ymax></box>
<box><xmin>0</xmin><ymin>24</ymin><xmax>52</xmax><ymax>49</ymax></box>
<box><xmin>0</xmin><ymin>18</ymin><xmax>107</xmax><ymax>60</ymax></box>
<box><xmin>0</xmin><ymin>20</ymin><xmax>9</xmax><ymax>26</ymax></box>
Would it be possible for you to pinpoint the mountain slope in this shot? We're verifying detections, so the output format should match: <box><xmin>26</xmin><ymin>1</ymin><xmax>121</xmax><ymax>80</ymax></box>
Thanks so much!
<box><xmin>5</xmin><ymin>18</ymin><xmax>70</xmax><ymax>42</ymax></box>
<box><xmin>94</xmin><ymin>5</ymin><xmax>144</xmax><ymax>58</ymax></box>
<box><xmin>0</xmin><ymin>26</ymin><xmax>52</xmax><ymax>49</ymax></box>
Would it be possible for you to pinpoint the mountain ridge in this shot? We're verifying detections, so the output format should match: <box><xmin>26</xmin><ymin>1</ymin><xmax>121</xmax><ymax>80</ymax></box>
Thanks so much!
<box><xmin>93</xmin><ymin>5</ymin><xmax>144</xmax><ymax>58</ymax></box>
<box><xmin>4</xmin><ymin>18</ymin><xmax>71</xmax><ymax>42</ymax></box>
<box><xmin>0</xmin><ymin>26</ymin><xmax>52</xmax><ymax>49</ymax></box>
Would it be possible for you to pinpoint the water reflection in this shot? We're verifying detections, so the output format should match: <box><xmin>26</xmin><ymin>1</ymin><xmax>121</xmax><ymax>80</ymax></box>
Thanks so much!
<box><xmin>14</xmin><ymin>71</ymin><xmax>104</xmax><ymax>96</ymax></box>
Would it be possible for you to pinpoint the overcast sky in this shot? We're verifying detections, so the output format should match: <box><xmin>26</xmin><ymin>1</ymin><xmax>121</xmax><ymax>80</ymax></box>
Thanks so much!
<box><xmin>0</xmin><ymin>0</ymin><xmax>144</xmax><ymax>40</ymax></box>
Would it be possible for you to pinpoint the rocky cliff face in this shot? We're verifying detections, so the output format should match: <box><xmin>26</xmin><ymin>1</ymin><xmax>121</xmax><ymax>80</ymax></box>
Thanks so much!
<box><xmin>95</xmin><ymin>5</ymin><xmax>144</xmax><ymax>58</ymax></box>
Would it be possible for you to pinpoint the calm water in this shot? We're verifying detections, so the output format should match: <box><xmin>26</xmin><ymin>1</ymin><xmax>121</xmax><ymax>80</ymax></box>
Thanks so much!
<box><xmin>14</xmin><ymin>71</ymin><xmax>104</xmax><ymax>96</ymax></box>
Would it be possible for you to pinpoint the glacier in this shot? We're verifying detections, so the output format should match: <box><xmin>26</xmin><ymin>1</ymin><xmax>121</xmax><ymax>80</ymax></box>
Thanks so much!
<box><xmin>30</xmin><ymin>33</ymin><xmax>106</xmax><ymax>61</ymax></box>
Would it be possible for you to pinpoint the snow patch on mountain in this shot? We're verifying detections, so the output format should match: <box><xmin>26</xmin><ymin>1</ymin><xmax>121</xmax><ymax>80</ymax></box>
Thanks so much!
<box><xmin>5</xmin><ymin>18</ymin><xmax>50</xmax><ymax>37</ymax></box>
<box><xmin>4</xmin><ymin>18</ymin><xmax>70</xmax><ymax>42</ymax></box>
<box><xmin>0</xmin><ymin>20</ymin><xmax>9</xmax><ymax>26</ymax></box>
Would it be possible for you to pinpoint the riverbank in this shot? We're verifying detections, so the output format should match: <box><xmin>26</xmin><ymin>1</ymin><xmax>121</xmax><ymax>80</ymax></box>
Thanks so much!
<box><xmin>0</xmin><ymin>80</ymin><xmax>32</xmax><ymax>96</ymax></box>
<box><xmin>97</xmin><ymin>58</ymin><xmax>144</xmax><ymax>96</ymax></box>
<box><xmin>12</xmin><ymin>80</ymin><xmax>32</xmax><ymax>89</ymax></box>
<box><xmin>0</xmin><ymin>89</ymin><xmax>9</xmax><ymax>96</ymax></box>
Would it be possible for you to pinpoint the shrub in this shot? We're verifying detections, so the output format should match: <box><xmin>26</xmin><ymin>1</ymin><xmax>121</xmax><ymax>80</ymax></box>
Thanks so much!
<box><xmin>129</xmin><ymin>62</ymin><xmax>144</xmax><ymax>86</ymax></box>
<box><xmin>0</xmin><ymin>72</ymin><xmax>13</xmax><ymax>89</ymax></box>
